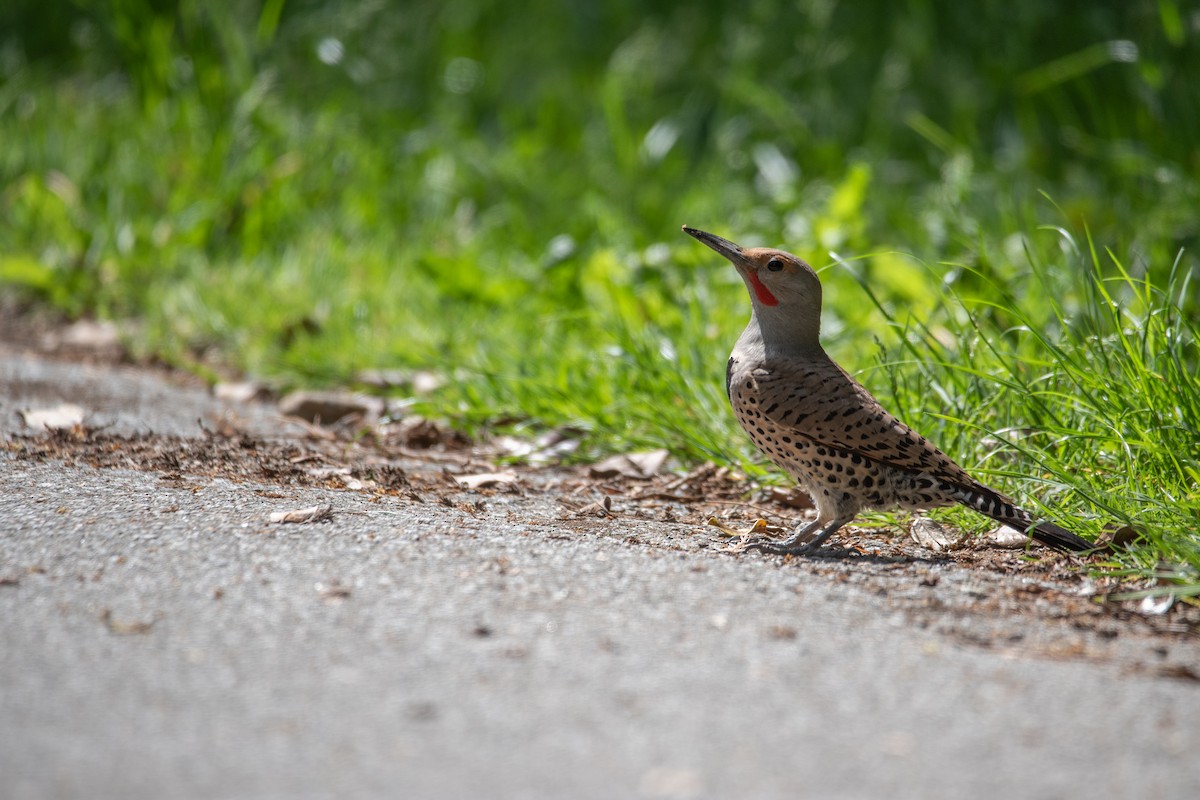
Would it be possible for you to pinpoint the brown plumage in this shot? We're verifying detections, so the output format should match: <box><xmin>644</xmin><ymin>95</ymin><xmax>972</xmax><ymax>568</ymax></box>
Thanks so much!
<box><xmin>683</xmin><ymin>225</ymin><xmax>1094</xmax><ymax>555</ymax></box>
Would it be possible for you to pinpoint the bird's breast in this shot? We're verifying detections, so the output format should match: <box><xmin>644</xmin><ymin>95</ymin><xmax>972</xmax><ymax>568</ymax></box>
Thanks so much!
<box><xmin>725</xmin><ymin>356</ymin><xmax>764</xmax><ymax>402</ymax></box>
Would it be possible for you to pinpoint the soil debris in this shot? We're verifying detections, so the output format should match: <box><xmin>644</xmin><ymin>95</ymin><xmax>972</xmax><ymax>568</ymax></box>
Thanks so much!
<box><xmin>270</xmin><ymin>504</ymin><xmax>334</xmax><ymax>524</ymax></box>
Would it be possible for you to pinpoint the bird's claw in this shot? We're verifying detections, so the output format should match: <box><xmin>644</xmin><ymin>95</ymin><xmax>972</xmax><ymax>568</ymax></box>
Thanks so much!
<box><xmin>738</xmin><ymin>536</ymin><xmax>816</xmax><ymax>556</ymax></box>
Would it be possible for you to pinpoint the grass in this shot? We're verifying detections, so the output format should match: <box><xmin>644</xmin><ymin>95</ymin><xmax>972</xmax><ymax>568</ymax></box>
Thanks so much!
<box><xmin>1</xmin><ymin>0</ymin><xmax>1197</xmax><ymax>591</ymax></box>
<box><xmin>852</xmin><ymin>237</ymin><xmax>1200</xmax><ymax>582</ymax></box>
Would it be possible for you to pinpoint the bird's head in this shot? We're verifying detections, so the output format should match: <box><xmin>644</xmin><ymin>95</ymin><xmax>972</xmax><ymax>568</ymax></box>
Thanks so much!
<box><xmin>682</xmin><ymin>226</ymin><xmax>823</xmax><ymax>349</ymax></box>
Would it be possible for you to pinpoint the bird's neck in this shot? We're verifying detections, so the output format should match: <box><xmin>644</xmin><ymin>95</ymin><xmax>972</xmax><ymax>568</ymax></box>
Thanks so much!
<box><xmin>738</xmin><ymin>307</ymin><xmax>824</xmax><ymax>361</ymax></box>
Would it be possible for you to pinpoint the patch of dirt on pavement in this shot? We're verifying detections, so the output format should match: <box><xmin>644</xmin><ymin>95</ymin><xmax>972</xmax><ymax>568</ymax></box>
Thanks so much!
<box><xmin>7</xmin><ymin>426</ymin><xmax>415</xmax><ymax>491</ymax></box>
<box><xmin>6</xmin><ymin>421</ymin><xmax>1199</xmax><ymax>677</ymax></box>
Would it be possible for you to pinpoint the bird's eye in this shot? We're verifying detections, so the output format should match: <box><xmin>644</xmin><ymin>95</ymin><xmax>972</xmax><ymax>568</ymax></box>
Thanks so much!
<box><xmin>766</xmin><ymin>258</ymin><xmax>784</xmax><ymax>272</ymax></box>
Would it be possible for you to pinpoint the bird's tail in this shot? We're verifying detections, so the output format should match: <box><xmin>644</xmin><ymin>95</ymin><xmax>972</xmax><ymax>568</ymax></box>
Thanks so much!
<box><xmin>948</xmin><ymin>483</ymin><xmax>1095</xmax><ymax>553</ymax></box>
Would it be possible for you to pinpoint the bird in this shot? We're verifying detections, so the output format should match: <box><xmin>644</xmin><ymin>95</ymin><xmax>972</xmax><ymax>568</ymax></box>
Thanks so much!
<box><xmin>682</xmin><ymin>225</ymin><xmax>1095</xmax><ymax>556</ymax></box>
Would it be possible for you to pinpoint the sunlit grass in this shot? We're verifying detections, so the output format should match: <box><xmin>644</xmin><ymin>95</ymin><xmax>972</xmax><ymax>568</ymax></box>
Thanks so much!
<box><xmin>849</xmin><ymin>235</ymin><xmax>1199</xmax><ymax>581</ymax></box>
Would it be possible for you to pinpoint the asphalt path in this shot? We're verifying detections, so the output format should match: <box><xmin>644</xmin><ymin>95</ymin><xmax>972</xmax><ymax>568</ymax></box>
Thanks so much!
<box><xmin>2</xmin><ymin>343</ymin><xmax>1198</xmax><ymax>799</ymax></box>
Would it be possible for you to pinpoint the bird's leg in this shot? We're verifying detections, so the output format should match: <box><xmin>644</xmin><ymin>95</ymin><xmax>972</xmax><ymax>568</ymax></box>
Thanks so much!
<box><xmin>742</xmin><ymin>517</ymin><xmax>851</xmax><ymax>555</ymax></box>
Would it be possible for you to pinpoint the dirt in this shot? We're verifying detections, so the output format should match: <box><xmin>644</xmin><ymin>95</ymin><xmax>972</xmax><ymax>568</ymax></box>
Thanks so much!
<box><xmin>6</xmin><ymin>417</ymin><xmax>1199</xmax><ymax>675</ymax></box>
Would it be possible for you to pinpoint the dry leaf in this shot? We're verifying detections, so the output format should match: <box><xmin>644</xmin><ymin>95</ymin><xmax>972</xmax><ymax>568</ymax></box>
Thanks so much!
<box><xmin>100</xmin><ymin>608</ymin><xmax>156</xmax><ymax>635</ymax></box>
<box><xmin>306</xmin><ymin>466</ymin><xmax>351</xmax><ymax>478</ymax></box>
<box><xmin>910</xmin><ymin>518</ymin><xmax>959</xmax><ymax>552</ymax></box>
<box><xmin>19</xmin><ymin>403</ymin><xmax>86</xmax><ymax>430</ymax></box>
<box><xmin>988</xmin><ymin>524</ymin><xmax>1031</xmax><ymax>549</ymax></box>
<box><xmin>389</xmin><ymin>416</ymin><xmax>449</xmax><ymax>448</ymax></box>
<box><xmin>213</xmin><ymin>381</ymin><xmax>271</xmax><ymax>403</ymax></box>
<box><xmin>707</xmin><ymin>517</ymin><xmax>771</xmax><ymax>538</ymax></box>
<box><xmin>1102</xmin><ymin>522</ymin><xmax>1146</xmax><ymax>549</ymax></box>
<box><xmin>269</xmin><ymin>503</ymin><xmax>333</xmax><ymax>524</ymax></box>
<box><xmin>573</xmin><ymin>496</ymin><xmax>614</xmax><ymax>518</ymax></box>
<box><xmin>1138</xmin><ymin>593</ymin><xmax>1175</xmax><ymax>616</ymax></box>
<box><xmin>46</xmin><ymin>319</ymin><xmax>123</xmax><ymax>357</ymax></box>
<box><xmin>356</xmin><ymin>368</ymin><xmax>445</xmax><ymax>394</ymax></box>
<box><xmin>315</xmin><ymin>580</ymin><xmax>351</xmax><ymax>603</ymax></box>
<box><xmin>588</xmin><ymin>448</ymin><xmax>671</xmax><ymax>479</ymax></box>
<box><xmin>494</xmin><ymin>428</ymin><xmax>581</xmax><ymax>464</ymax></box>
<box><xmin>763</xmin><ymin>486</ymin><xmax>813</xmax><ymax>509</ymax></box>
<box><xmin>278</xmin><ymin>390</ymin><xmax>384</xmax><ymax>425</ymax></box>
<box><xmin>1137</xmin><ymin>560</ymin><xmax>1189</xmax><ymax>615</ymax></box>
<box><xmin>1156</xmin><ymin>664</ymin><xmax>1200</xmax><ymax>682</ymax></box>
<box><xmin>306</xmin><ymin>466</ymin><xmax>370</xmax><ymax>490</ymax></box>
<box><xmin>455</xmin><ymin>471</ymin><xmax>518</xmax><ymax>489</ymax></box>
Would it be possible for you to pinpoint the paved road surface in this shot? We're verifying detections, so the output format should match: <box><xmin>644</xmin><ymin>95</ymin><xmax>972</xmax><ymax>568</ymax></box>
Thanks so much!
<box><xmin>2</xmin><ymin>344</ymin><xmax>1198</xmax><ymax>799</ymax></box>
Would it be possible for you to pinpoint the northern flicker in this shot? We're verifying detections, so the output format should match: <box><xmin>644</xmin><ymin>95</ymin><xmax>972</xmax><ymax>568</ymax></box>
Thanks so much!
<box><xmin>683</xmin><ymin>225</ymin><xmax>1094</xmax><ymax>555</ymax></box>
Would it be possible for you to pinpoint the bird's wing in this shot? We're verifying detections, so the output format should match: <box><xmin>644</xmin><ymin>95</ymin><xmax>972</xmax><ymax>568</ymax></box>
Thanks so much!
<box><xmin>746</xmin><ymin>361</ymin><xmax>979</xmax><ymax>486</ymax></box>
<box><xmin>741</xmin><ymin>361</ymin><xmax>1093</xmax><ymax>551</ymax></box>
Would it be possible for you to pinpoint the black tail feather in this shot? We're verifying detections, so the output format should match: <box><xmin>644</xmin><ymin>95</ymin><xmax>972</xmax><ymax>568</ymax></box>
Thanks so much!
<box><xmin>1026</xmin><ymin>519</ymin><xmax>1095</xmax><ymax>553</ymax></box>
<box><xmin>948</xmin><ymin>483</ymin><xmax>1095</xmax><ymax>553</ymax></box>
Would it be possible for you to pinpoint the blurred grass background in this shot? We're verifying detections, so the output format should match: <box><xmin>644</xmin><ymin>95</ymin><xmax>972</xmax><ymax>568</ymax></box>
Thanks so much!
<box><xmin>2</xmin><ymin>1</ymin><xmax>1198</xmax><ymax>572</ymax></box>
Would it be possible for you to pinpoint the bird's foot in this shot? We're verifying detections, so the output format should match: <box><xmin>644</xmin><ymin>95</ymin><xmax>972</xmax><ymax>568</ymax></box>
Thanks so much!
<box><xmin>738</xmin><ymin>536</ymin><xmax>820</xmax><ymax>556</ymax></box>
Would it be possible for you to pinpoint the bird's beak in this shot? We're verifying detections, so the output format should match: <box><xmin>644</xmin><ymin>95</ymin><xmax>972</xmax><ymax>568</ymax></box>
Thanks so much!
<box><xmin>682</xmin><ymin>226</ymin><xmax>747</xmax><ymax>268</ymax></box>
